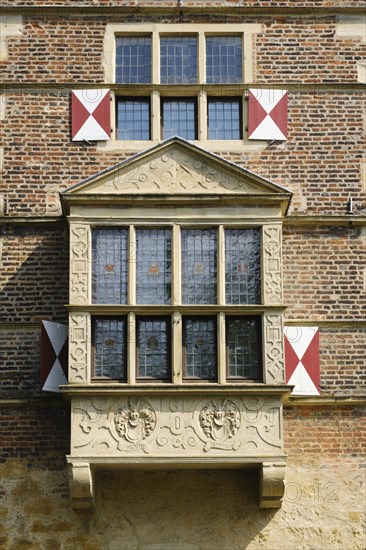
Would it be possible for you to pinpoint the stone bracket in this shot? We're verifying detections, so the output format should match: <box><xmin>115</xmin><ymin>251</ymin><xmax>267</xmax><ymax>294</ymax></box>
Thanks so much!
<box><xmin>68</xmin><ymin>461</ymin><xmax>94</xmax><ymax>510</ymax></box>
<box><xmin>259</xmin><ymin>461</ymin><xmax>287</xmax><ymax>508</ymax></box>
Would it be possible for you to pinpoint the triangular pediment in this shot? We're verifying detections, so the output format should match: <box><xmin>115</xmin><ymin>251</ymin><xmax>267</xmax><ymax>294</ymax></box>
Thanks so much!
<box><xmin>63</xmin><ymin>138</ymin><xmax>292</xmax><ymax>201</ymax></box>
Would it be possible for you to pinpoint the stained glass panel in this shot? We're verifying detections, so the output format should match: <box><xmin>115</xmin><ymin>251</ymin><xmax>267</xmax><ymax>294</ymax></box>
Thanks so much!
<box><xmin>184</xmin><ymin>317</ymin><xmax>217</xmax><ymax>379</ymax></box>
<box><xmin>225</xmin><ymin>229</ymin><xmax>261</xmax><ymax>304</ymax></box>
<box><xmin>116</xmin><ymin>36</ymin><xmax>151</xmax><ymax>84</ymax></box>
<box><xmin>226</xmin><ymin>317</ymin><xmax>261</xmax><ymax>379</ymax></box>
<box><xmin>182</xmin><ymin>229</ymin><xmax>217</xmax><ymax>304</ymax></box>
<box><xmin>94</xmin><ymin>318</ymin><xmax>127</xmax><ymax>379</ymax></box>
<box><xmin>92</xmin><ymin>229</ymin><xmax>128</xmax><ymax>304</ymax></box>
<box><xmin>206</xmin><ymin>36</ymin><xmax>242</xmax><ymax>84</ymax></box>
<box><xmin>160</xmin><ymin>36</ymin><xmax>197</xmax><ymax>84</ymax></box>
<box><xmin>137</xmin><ymin>317</ymin><xmax>170</xmax><ymax>379</ymax></box>
<box><xmin>136</xmin><ymin>228</ymin><xmax>171</xmax><ymax>304</ymax></box>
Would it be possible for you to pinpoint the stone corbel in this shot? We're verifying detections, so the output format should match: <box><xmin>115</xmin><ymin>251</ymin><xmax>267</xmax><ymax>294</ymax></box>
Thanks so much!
<box><xmin>259</xmin><ymin>462</ymin><xmax>286</xmax><ymax>508</ymax></box>
<box><xmin>68</xmin><ymin>461</ymin><xmax>94</xmax><ymax>509</ymax></box>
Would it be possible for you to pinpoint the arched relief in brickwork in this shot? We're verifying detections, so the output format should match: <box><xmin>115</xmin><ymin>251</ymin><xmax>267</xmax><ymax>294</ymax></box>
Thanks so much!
<box><xmin>69</xmin><ymin>314</ymin><xmax>90</xmax><ymax>383</ymax></box>
<box><xmin>263</xmin><ymin>225</ymin><xmax>283</xmax><ymax>304</ymax></box>
<box><xmin>69</xmin><ymin>224</ymin><xmax>90</xmax><ymax>305</ymax></box>
<box><xmin>71</xmin><ymin>395</ymin><xmax>283</xmax><ymax>457</ymax></box>
<box><xmin>264</xmin><ymin>314</ymin><xmax>285</xmax><ymax>384</ymax></box>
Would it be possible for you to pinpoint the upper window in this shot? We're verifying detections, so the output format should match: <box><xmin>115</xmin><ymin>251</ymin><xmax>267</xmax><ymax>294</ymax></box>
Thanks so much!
<box><xmin>91</xmin><ymin>226</ymin><xmax>262</xmax><ymax>384</ymax></box>
<box><xmin>114</xmin><ymin>27</ymin><xmax>245</xmax><ymax>143</ymax></box>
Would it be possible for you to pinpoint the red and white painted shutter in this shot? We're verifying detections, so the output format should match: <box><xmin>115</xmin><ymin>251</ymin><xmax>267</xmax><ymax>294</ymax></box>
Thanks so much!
<box><xmin>41</xmin><ymin>321</ymin><xmax>68</xmax><ymax>392</ymax></box>
<box><xmin>284</xmin><ymin>326</ymin><xmax>320</xmax><ymax>395</ymax></box>
<box><xmin>71</xmin><ymin>89</ymin><xmax>111</xmax><ymax>141</ymax></box>
<box><xmin>248</xmin><ymin>89</ymin><xmax>288</xmax><ymax>141</ymax></box>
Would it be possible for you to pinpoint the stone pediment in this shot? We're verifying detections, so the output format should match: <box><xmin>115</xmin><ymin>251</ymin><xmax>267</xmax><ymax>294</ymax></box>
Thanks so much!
<box><xmin>63</xmin><ymin>137</ymin><xmax>291</xmax><ymax>199</ymax></box>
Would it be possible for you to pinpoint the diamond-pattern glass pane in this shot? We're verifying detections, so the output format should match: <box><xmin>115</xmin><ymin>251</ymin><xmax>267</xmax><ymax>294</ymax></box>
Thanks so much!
<box><xmin>161</xmin><ymin>99</ymin><xmax>196</xmax><ymax>140</ymax></box>
<box><xmin>226</xmin><ymin>317</ymin><xmax>261</xmax><ymax>379</ymax></box>
<box><xmin>117</xmin><ymin>98</ymin><xmax>150</xmax><ymax>140</ymax></box>
<box><xmin>94</xmin><ymin>318</ymin><xmax>127</xmax><ymax>379</ymax></box>
<box><xmin>116</xmin><ymin>36</ymin><xmax>151</xmax><ymax>84</ymax></box>
<box><xmin>136</xmin><ymin>228</ymin><xmax>171</xmax><ymax>304</ymax></box>
<box><xmin>160</xmin><ymin>36</ymin><xmax>197</xmax><ymax>84</ymax></box>
<box><xmin>137</xmin><ymin>317</ymin><xmax>170</xmax><ymax>379</ymax></box>
<box><xmin>92</xmin><ymin>229</ymin><xmax>128</xmax><ymax>304</ymax></box>
<box><xmin>208</xmin><ymin>98</ymin><xmax>242</xmax><ymax>140</ymax></box>
<box><xmin>184</xmin><ymin>317</ymin><xmax>216</xmax><ymax>379</ymax></box>
<box><xmin>206</xmin><ymin>36</ymin><xmax>242</xmax><ymax>84</ymax></box>
<box><xmin>182</xmin><ymin>229</ymin><xmax>217</xmax><ymax>304</ymax></box>
<box><xmin>225</xmin><ymin>229</ymin><xmax>261</xmax><ymax>304</ymax></box>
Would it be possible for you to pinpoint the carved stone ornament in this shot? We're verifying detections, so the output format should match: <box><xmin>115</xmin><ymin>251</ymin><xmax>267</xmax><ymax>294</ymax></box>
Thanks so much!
<box><xmin>70</xmin><ymin>224</ymin><xmax>90</xmax><ymax>305</ymax></box>
<box><xmin>264</xmin><ymin>314</ymin><xmax>285</xmax><ymax>384</ymax></box>
<box><xmin>114</xmin><ymin>400</ymin><xmax>156</xmax><ymax>443</ymax></box>
<box><xmin>85</xmin><ymin>147</ymin><xmax>265</xmax><ymax>195</ymax></box>
<box><xmin>68</xmin><ymin>314</ymin><xmax>90</xmax><ymax>383</ymax></box>
<box><xmin>263</xmin><ymin>225</ymin><xmax>283</xmax><ymax>304</ymax></box>
<box><xmin>199</xmin><ymin>399</ymin><xmax>240</xmax><ymax>450</ymax></box>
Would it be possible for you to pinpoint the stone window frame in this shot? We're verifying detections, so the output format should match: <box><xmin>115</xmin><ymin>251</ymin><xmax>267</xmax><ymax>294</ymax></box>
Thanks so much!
<box><xmin>102</xmin><ymin>23</ymin><xmax>263</xmax><ymax>152</ymax></box>
<box><xmin>89</xmin><ymin>222</ymin><xmax>264</xmax><ymax>385</ymax></box>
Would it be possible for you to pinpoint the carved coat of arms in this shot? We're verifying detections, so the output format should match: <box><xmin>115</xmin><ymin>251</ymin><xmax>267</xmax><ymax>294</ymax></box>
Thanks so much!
<box><xmin>199</xmin><ymin>399</ymin><xmax>240</xmax><ymax>443</ymax></box>
<box><xmin>114</xmin><ymin>401</ymin><xmax>156</xmax><ymax>443</ymax></box>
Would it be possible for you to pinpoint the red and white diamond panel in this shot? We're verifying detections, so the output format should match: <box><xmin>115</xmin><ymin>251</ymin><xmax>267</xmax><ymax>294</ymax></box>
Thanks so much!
<box><xmin>248</xmin><ymin>89</ymin><xmax>288</xmax><ymax>141</ymax></box>
<box><xmin>284</xmin><ymin>326</ymin><xmax>320</xmax><ymax>395</ymax></box>
<box><xmin>71</xmin><ymin>89</ymin><xmax>111</xmax><ymax>141</ymax></box>
<box><xmin>41</xmin><ymin>321</ymin><xmax>68</xmax><ymax>392</ymax></box>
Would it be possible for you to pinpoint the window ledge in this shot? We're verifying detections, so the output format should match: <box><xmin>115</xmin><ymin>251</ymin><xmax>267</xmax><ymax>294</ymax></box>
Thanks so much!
<box><xmin>97</xmin><ymin>139</ymin><xmax>268</xmax><ymax>154</ymax></box>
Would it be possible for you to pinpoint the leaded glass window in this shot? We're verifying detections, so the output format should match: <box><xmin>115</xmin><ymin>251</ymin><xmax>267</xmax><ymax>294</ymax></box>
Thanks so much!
<box><xmin>94</xmin><ymin>318</ymin><xmax>127</xmax><ymax>379</ymax></box>
<box><xmin>92</xmin><ymin>228</ymin><xmax>128</xmax><ymax>304</ymax></box>
<box><xmin>161</xmin><ymin>99</ymin><xmax>197</xmax><ymax>140</ymax></box>
<box><xmin>208</xmin><ymin>98</ymin><xmax>242</xmax><ymax>140</ymax></box>
<box><xmin>181</xmin><ymin>229</ymin><xmax>217</xmax><ymax>304</ymax></box>
<box><xmin>136</xmin><ymin>228</ymin><xmax>172</xmax><ymax>304</ymax></box>
<box><xmin>206</xmin><ymin>36</ymin><xmax>242</xmax><ymax>84</ymax></box>
<box><xmin>117</xmin><ymin>98</ymin><xmax>150</xmax><ymax>140</ymax></box>
<box><xmin>160</xmin><ymin>36</ymin><xmax>197</xmax><ymax>84</ymax></box>
<box><xmin>116</xmin><ymin>36</ymin><xmax>151</xmax><ymax>84</ymax></box>
<box><xmin>225</xmin><ymin>229</ymin><xmax>261</xmax><ymax>304</ymax></box>
<box><xmin>183</xmin><ymin>317</ymin><xmax>217</xmax><ymax>380</ymax></box>
<box><xmin>137</xmin><ymin>317</ymin><xmax>170</xmax><ymax>379</ymax></box>
<box><xmin>226</xmin><ymin>317</ymin><xmax>261</xmax><ymax>379</ymax></box>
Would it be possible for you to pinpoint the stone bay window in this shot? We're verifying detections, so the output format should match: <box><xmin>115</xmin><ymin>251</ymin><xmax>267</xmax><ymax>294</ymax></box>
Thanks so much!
<box><xmin>61</xmin><ymin>138</ymin><xmax>292</xmax><ymax>510</ymax></box>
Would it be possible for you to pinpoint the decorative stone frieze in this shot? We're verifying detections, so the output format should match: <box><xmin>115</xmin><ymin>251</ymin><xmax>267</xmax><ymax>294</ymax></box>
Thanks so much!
<box><xmin>263</xmin><ymin>224</ymin><xmax>283</xmax><ymax>304</ymax></box>
<box><xmin>69</xmin><ymin>223</ymin><xmax>90</xmax><ymax>305</ymax></box>
<box><xmin>68</xmin><ymin>314</ymin><xmax>90</xmax><ymax>383</ymax></box>
<box><xmin>66</xmin><ymin>391</ymin><xmax>287</xmax><ymax>509</ymax></box>
<box><xmin>264</xmin><ymin>314</ymin><xmax>285</xmax><ymax>384</ymax></box>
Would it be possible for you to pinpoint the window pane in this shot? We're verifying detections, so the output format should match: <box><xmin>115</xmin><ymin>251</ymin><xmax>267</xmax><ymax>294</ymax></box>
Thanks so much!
<box><xmin>92</xmin><ymin>229</ymin><xmax>128</xmax><ymax>304</ymax></box>
<box><xmin>161</xmin><ymin>99</ymin><xmax>197</xmax><ymax>140</ymax></box>
<box><xmin>117</xmin><ymin>98</ymin><xmax>150</xmax><ymax>140</ymax></box>
<box><xmin>208</xmin><ymin>98</ymin><xmax>242</xmax><ymax>140</ymax></box>
<box><xmin>184</xmin><ymin>317</ymin><xmax>216</xmax><ymax>379</ymax></box>
<box><xmin>206</xmin><ymin>36</ymin><xmax>242</xmax><ymax>84</ymax></box>
<box><xmin>227</xmin><ymin>317</ymin><xmax>261</xmax><ymax>379</ymax></box>
<box><xmin>182</xmin><ymin>229</ymin><xmax>217</xmax><ymax>304</ymax></box>
<box><xmin>136</xmin><ymin>228</ymin><xmax>171</xmax><ymax>304</ymax></box>
<box><xmin>160</xmin><ymin>36</ymin><xmax>197</xmax><ymax>84</ymax></box>
<box><xmin>137</xmin><ymin>317</ymin><xmax>170</xmax><ymax>379</ymax></box>
<box><xmin>94</xmin><ymin>318</ymin><xmax>127</xmax><ymax>379</ymax></box>
<box><xmin>116</xmin><ymin>36</ymin><xmax>151</xmax><ymax>84</ymax></box>
<box><xmin>225</xmin><ymin>229</ymin><xmax>261</xmax><ymax>304</ymax></box>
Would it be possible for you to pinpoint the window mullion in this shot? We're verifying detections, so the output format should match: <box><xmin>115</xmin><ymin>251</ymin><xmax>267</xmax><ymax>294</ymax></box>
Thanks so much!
<box><xmin>128</xmin><ymin>225</ymin><xmax>136</xmax><ymax>305</ymax></box>
<box><xmin>172</xmin><ymin>311</ymin><xmax>182</xmax><ymax>384</ymax></box>
<box><xmin>151</xmin><ymin>90</ymin><xmax>160</xmax><ymax>141</ymax></box>
<box><xmin>172</xmin><ymin>225</ymin><xmax>181</xmax><ymax>306</ymax></box>
<box><xmin>198</xmin><ymin>90</ymin><xmax>207</xmax><ymax>142</ymax></box>
<box><xmin>218</xmin><ymin>225</ymin><xmax>225</xmax><ymax>305</ymax></box>
<box><xmin>128</xmin><ymin>312</ymin><xmax>136</xmax><ymax>384</ymax></box>
<box><xmin>152</xmin><ymin>31</ymin><xmax>159</xmax><ymax>84</ymax></box>
<box><xmin>198</xmin><ymin>31</ymin><xmax>205</xmax><ymax>84</ymax></box>
<box><xmin>218</xmin><ymin>312</ymin><xmax>226</xmax><ymax>384</ymax></box>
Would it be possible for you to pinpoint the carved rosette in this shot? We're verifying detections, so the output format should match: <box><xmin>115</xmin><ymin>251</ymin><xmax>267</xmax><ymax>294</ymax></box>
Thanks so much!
<box><xmin>69</xmin><ymin>314</ymin><xmax>90</xmax><ymax>383</ymax></box>
<box><xmin>264</xmin><ymin>314</ymin><xmax>285</xmax><ymax>384</ymax></box>
<box><xmin>263</xmin><ymin>225</ymin><xmax>282</xmax><ymax>304</ymax></box>
<box><xmin>70</xmin><ymin>224</ymin><xmax>90</xmax><ymax>305</ymax></box>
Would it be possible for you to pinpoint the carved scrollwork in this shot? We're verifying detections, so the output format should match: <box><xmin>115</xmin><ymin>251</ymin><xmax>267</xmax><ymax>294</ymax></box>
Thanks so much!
<box><xmin>106</xmin><ymin>148</ymin><xmax>260</xmax><ymax>195</ymax></box>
